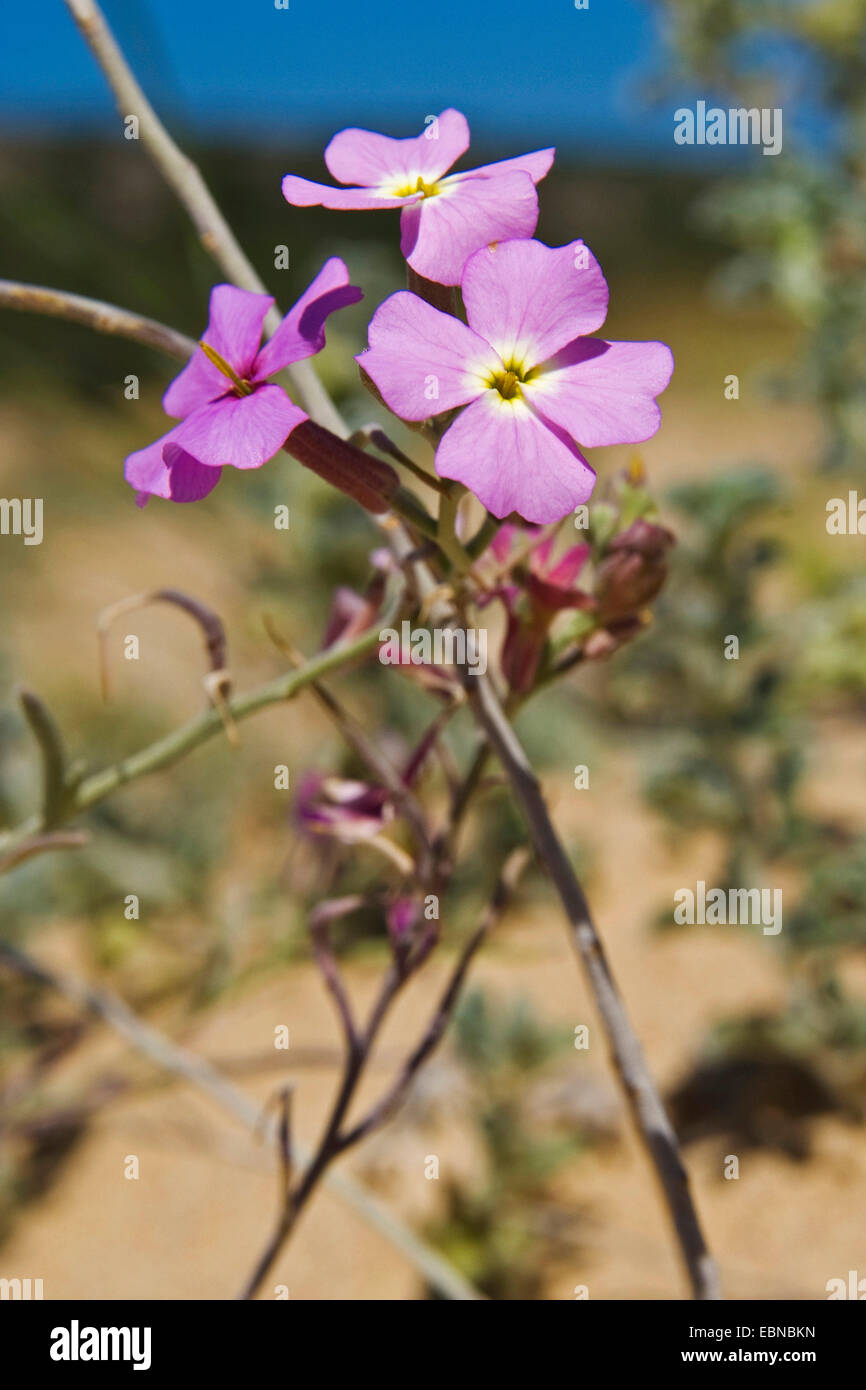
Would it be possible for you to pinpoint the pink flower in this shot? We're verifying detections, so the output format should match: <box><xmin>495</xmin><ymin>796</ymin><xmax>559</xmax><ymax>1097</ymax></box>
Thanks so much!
<box><xmin>486</xmin><ymin>525</ymin><xmax>592</xmax><ymax>692</ymax></box>
<box><xmin>125</xmin><ymin>259</ymin><xmax>362</xmax><ymax>504</ymax></box>
<box><xmin>491</xmin><ymin>524</ymin><xmax>591</xmax><ymax>616</ymax></box>
<box><xmin>282</xmin><ymin>108</ymin><xmax>553</xmax><ymax>286</ymax></box>
<box><xmin>357</xmin><ymin>238</ymin><xmax>675</xmax><ymax>524</ymax></box>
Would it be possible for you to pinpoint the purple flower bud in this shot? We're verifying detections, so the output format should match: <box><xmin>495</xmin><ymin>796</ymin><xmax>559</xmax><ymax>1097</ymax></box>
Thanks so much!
<box><xmin>487</xmin><ymin>524</ymin><xmax>593</xmax><ymax>693</ymax></box>
<box><xmin>501</xmin><ymin>600</ymin><xmax>547</xmax><ymax>695</ymax></box>
<box><xmin>320</xmin><ymin>576</ymin><xmax>385</xmax><ymax>650</ymax></box>
<box><xmin>386</xmin><ymin>896</ymin><xmax>419</xmax><ymax>943</ymax></box>
<box><xmin>283</xmin><ymin>420</ymin><xmax>399</xmax><ymax>513</ymax></box>
<box><xmin>295</xmin><ymin>773</ymin><xmax>392</xmax><ymax>844</ymax></box>
<box><xmin>595</xmin><ymin>518</ymin><xmax>674</xmax><ymax>622</ymax></box>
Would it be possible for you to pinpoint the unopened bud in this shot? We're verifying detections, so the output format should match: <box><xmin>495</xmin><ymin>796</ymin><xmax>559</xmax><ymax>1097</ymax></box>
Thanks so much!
<box><xmin>596</xmin><ymin>518</ymin><xmax>674</xmax><ymax>621</ymax></box>
<box><xmin>283</xmin><ymin>420</ymin><xmax>400</xmax><ymax>513</ymax></box>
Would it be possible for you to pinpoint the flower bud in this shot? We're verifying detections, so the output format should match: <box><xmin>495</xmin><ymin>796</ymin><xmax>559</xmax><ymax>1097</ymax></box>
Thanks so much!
<box><xmin>283</xmin><ymin>420</ymin><xmax>400</xmax><ymax>513</ymax></box>
<box><xmin>501</xmin><ymin>602</ymin><xmax>548</xmax><ymax>695</ymax></box>
<box><xmin>320</xmin><ymin>575</ymin><xmax>386</xmax><ymax>650</ymax></box>
<box><xmin>595</xmin><ymin>518</ymin><xmax>674</xmax><ymax>622</ymax></box>
<box><xmin>295</xmin><ymin>773</ymin><xmax>392</xmax><ymax>843</ymax></box>
<box><xmin>386</xmin><ymin>896</ymin><xmax>419</xmax><ymax>945</ymax></box>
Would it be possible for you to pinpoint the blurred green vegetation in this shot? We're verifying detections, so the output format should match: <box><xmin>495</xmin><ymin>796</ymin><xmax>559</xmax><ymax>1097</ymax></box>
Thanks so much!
<box><xmin>652</xmin><ymin>0</ymin><xmax>866</xmax><ymax>468</ymax></box>
<box><xmin>422</xmin><ymin>990</ymin><xmax>604</xmax><ymax>1300</ymax></box>
<box><xmin>595</xmin><ymin>0</ymin><xmax>866</xmax><ymax>1151</ymax></box>
<box><xmin>597</xmin><ymin>470</ymin><xmax>866</xmax><ymax>1152</ymax></box>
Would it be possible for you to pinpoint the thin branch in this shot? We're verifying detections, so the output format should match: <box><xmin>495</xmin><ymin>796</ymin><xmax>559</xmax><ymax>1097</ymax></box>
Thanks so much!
<box><xmin>97</xmin><ymin>588</ymin><xmax>236</xmax><ymax>741</ymax></box>
<box><xmin>238</xmin><ymin>851</ymin><xmax>525</xmax><ymax>1299</ymax></box>
<box><xmin>0</xmin><ymin>830</ymin><xmax>90</xmax><ymax>878</ymax></box>
<box><xmin>348</xmin><ymin>424</ymin><xmax>451</xmax><ymax>496</ymax></box>
<box><xmin>0</xmin><ymin>587</ymin><xmax>402</xmax><ymax>861</ymax></box>
<box><xmin>337</xmin><ymin>848</ymin><xmax>529</xmax><ymax>1150</ymax></box>
<box><xmin>464</xmin><ymin>669</ymin><xmax>722</xmax><ymax>1301</ymax></box>
<box><xmin>308</xmin><ymin>898</ymin><xmax>364</xmax><ymax>1054</ymax></box>
<box><xmin>447</xmin><ymin>740</ymin><xmax>492</xmax><ymax>850</ymax></box>
<box><xmin>237</xmin><ymin>964</ymin><xmax>400</xmax><ymax>1300</ymax></box>
<box><xmin>289</xmin><ymin>658</ymin><xmax>437</xmax><ymax>881</ymax></box>
<box><xmin>62</xmin><ymin>0</ymin><xmax>346</xmax><ymax>436</ymax></box>
<box><xmin>0</xmin><ymin>280</ymin><xmax>195</xmax><ymax>360</ymax></box>
<box><xmin>276</xmin><ymin>1087</ymin><xmax>294</xmax><ymax>1200</ymax></box>
<box><xmin>17</xmin><ymin>687</ymin><xmax>74</xmax><ymax>827</ymax></box>
<box><xmin>0</xmin><ymin>941</ymin><xmax>481</xmax><ymax>1302</ymax></box>
<box><xmin>97</xmin><ymin>589</ymin><xmax>230</xmax><ymax>703</ymax></box>
<box><xmin>240</xmin><ymin>928</ymin><xmax>440</xmax><ymax>1299</ymax></box>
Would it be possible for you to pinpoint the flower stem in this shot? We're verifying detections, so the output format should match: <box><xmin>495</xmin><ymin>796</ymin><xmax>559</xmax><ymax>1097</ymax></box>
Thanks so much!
<box><xmin>437</xmin><ymin>486</ymin><xmax>472</xmax><ymax>575</ymax></box>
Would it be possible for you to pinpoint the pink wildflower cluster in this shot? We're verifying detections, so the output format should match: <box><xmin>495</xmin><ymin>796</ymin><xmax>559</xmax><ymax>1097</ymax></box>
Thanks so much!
<box><xmin>126</xmin><ymin>107</ymin><xmax>673</xmax><ymax>526</ymax></box>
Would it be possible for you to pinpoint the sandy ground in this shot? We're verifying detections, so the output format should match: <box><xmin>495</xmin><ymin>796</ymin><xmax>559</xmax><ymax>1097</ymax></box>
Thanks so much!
<box><xmin>2</xmin><ymin>744</ymin><xmax>863</xmax><ymax>1301</ymax></box>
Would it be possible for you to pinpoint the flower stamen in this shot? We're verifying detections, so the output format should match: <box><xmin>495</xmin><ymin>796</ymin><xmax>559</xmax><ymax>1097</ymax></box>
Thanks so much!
<box><xmin>392</xmin><ymin>174</ymin><xmax>440</xmax><ymax>199</ymax></box>
<box><xmin>199</xmin><ymin>340</ymin><xmax>254</xmax><ymax>395</ymax></box>
<box><xmin>488</xmin><ymin>361</ymin><xmax>531</xmax><ymax>401</ymax></box>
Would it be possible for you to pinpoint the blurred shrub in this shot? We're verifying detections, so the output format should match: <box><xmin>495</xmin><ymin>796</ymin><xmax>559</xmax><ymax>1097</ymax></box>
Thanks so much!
<box><xmin>422</xmin><ymin>991</ymin><xmax>610</xmax><ymax>1300</ymax></box>
<box><xmin>653</xmin><ymin>0</ymin><xmax>866</xmax><ymax>469</ymax></box>
<box><xmin>603</xmin><ymin>463</ymin><xmax>866</xmax><ymax>1147</ymax></box>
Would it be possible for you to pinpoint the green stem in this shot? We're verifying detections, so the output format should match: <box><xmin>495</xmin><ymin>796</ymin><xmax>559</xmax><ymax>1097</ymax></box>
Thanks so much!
<box><xmin>17</xmin><ymin>688</ymin><xmax>71</xmax><ymax>827</ymax></box>
<box><xmin>437</xmin><ymin>486</ymin><xmax>472</xmax><ymax>575</ymax></box>
<box><xmin>349</xmin><ymin>427</ymin><xmax>450</xmax><ymax>496</ymax></box>
<box><xmin>389</xmin><ymin>487</ymin><xmax>440</xmax><ymax>542</ymax></box>
<box><xmin>465</xmin><ymin>511</ymin><xmax>499</xmax><ymax>561</ymax></box>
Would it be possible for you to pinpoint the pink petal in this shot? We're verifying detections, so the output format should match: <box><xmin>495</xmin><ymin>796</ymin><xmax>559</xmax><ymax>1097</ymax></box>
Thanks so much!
<box><xmin>400</xmin><ymin>169</ymin><xmax>540</xmax><ymax>286</ymax></box>
<box><xmin>357</xmin><ymin>291</ymin><xmax>499</xmax><ymax>421</ymax></box>
<box><xmin>162</xmin><ymin>349</ymin><xmax>228</xmax><ymax>419</ymax></box>
<box><xmin>526</xmin><ymin>338</ymin><xmax>675</xmax><ymax>447</ymax></box>
<box><xmin>324</xmin><ymin>109</ymin><xmax>470</xmax><ymax>186</ymax></box>
<box><xmin>281</xmin><ymin>174</ymin><xmax>417</xmax><ymax>211</ymax></box>
<box><xmin>490</xmin><ymin>522</ymin><xmax>521</xmax><ymax>564</ymax></box>
<box><xmin>435</xmin><ymin>392</ymin><xmax>596</xmax><ymax>524</ymax></box>
<box><xmin>544</xmin><ymin>542</ymin><xmax>590</xmax><ymax>588</ymax></box>
<box><xmin>202</xmin><ymin>284</ymin><xmax>274</xmax><ymax>376</ymax></box>
<box><xmin>451</xmin><ymin>146</ymin><xmax>555</xmax><ymax>185</ymax></box>
<box><xmin>162</xmin><ymin>446</ymin><xmax>224</xmax><ymax>502</ymax></box>
<box><xmin>171</xmin><ymin>385</ymin><xmax>307</xmax><ymax>470</ymax></box>
<box><xmin>124</xmin><ymin>427</ymin><xmax>179</xmax><ymax>500</ymax></box>
<box><xmin>530</xmin><ymin>533</ymin><xmax>557</xmax><ymax>574</ymax></box>
<box><xmin>461</xmin><ymin>239</ymin><xmax>609</xmax><ymax>369</ymax></box>
<box><xmin>253</xmin><ymin>257</ymin><xmax>363</xmax><ymax>379</ymax></box>
<box><xmin>125</xmin><ymin>426</ymin><xmax>223</xmax><ymax>502</ymax></box>
<box><xmin>164</xmin><ymin>285</ymin><xmax>273</xmax><ymax>420</ymax></box>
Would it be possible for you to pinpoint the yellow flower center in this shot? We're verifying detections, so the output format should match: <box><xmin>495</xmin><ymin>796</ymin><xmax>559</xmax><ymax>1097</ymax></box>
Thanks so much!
<box><xmin>487</xmin><ymin>360</ymin><xmax>536</xmax><ymax>402</ymax></box>
<box><xmin>392</xmin><ymin>174</ymin><xmax>440</xmax><ymax>198</ymax></box>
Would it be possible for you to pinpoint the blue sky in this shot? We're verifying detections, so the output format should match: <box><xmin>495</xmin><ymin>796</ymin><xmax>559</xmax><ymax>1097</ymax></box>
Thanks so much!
<box><xmin>1</xmin><ymin>0</ymin><xmax>825</xmax><ymax>163</ymax></box>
